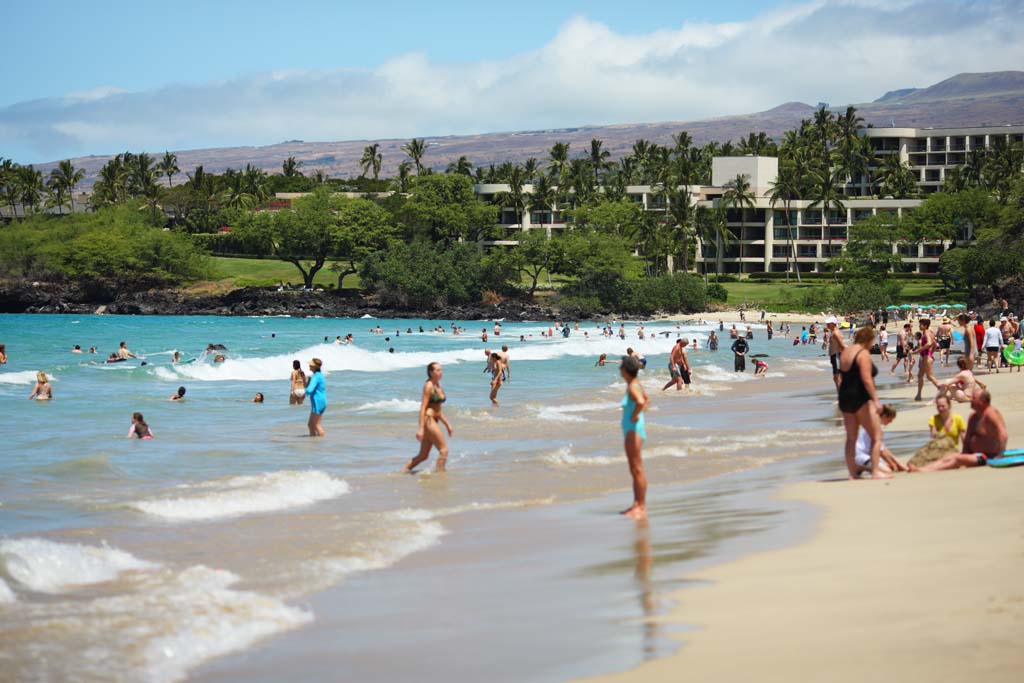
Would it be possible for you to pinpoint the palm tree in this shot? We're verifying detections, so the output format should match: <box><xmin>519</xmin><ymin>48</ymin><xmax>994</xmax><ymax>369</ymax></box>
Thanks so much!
<box><xmin>359</xmin><ymin>144</ymin><xmax>382</xmax><ymax>180</ymax></box>
<box><xmin>812</xmin><ymin>106</ymin><xmax>835</xmax><ymax>166</ymax></box>
<box><xmin>721</xmin><ymin>173</ymin><xmax>756</xmax><ymax>274</ymax></box>
<box><xmin>394</xmin><ymin>161</ymin><xmax>413</xmax><ymax>192</ymax></box>
<box><xmin>528</xmin><ymin>174</ymin><xmax>557</xmax><ymax>239</ymax></box>
<box><xmin>873</xmin><ymin>156</ymin><xmax>917</xmax><ymax>199</ymax></box>
<box><xmin>588</xmin><ymin>138</ymin><xmax>609</xmax><ymax>188</ymax></box>
<box><xmin>45</xmin><ymin>171</ymin><xmax>69</xmax><ymax>215</ymax></box>
<box><xmin>92</xmin><ymin>155</ymin><xmax>129</xmax><ymax>206</ymax></box>
<box><xmin>281</xmin><ymin>156</ymin><xmax>303</xmax><ymax>178</ymax></box>
<box><xmin>18</xmin><ymin>166</ymin><xmax>45</xmax><ymax>215</ymax></box>
<box><xmin>496</xmin><ymin>165</ymin><xmax>526</xmax><ymax>227</ymax></box>
<box><xmin>50</xmin><ymin>160</ymin><xmax>84</xmax><ymax>214</ymax></box>
<box><xmin>808</xmin><ymin>167</ymin><xmax>847</xmax><ymax>281</ymax></box>
<box><xmin>522</xmin><ymin>158</ymin><xmax>540</xmax><ymax>183</ymax></box>
<box><xmin>0</xmin><ymin>158</ymin><xmax>19</xmax><ymax>217</ymax></box>
<box><xmin>547</xmin><ymin>142</ymin><xmax>570</xmax><ymax>184</ymax></box>
<box><xmin>446</xmin><ymin>156</ymin><xmax>473</xmax><ymax>176</ymax></box>
<box><xmin>220</xmin><ymin>170</ymin><xmax>256</xmax><ymax>210</ymax></box>
<box><xmin>695</xmin><ymin>205</ymin><xmax>730</xmax><ymax>284</ymax></box>
<box><xmin>157</xmin><ymin>151</ymin><xmax>180</xmax><ymax>187</ymax></box>
<box><xmin>402</xmin><ymin>138</ymin><xmax>428</xmax><ymax>174</ymax></box>
<box><xmin>768</xmin><ymin>164</ymin><xmax>802</xmax><ymax>283</ymax></box>
<box><xmin>311</xmin><ymin>169</ymin><xmax>328</xmax><ymax>185</ymax></box>
<box><xmin>666</xmin><ymin>185</ymin><xmax>694</xmax><ymax>272</ymax></box>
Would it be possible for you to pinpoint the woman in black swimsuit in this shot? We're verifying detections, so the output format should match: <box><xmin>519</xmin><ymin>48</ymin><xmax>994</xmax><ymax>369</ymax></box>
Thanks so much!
<box><xmin>405</xmin><ymin>362</ymin><xmax>454</xmax><ymax>473</ymax></box>
<box><xmin>837</xmin><ymin>326</ymin><xmax>891</xmax><ymax>480</ymax></box>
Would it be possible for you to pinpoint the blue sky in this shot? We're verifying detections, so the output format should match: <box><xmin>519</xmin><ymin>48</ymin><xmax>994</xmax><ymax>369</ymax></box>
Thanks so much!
<box><xmin>1</xmin><ymin>0</ymin><xmax>1022</xmax><ymax>162</ymax></box>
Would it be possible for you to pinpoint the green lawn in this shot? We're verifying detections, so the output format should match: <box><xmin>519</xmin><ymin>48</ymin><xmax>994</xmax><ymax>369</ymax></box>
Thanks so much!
<box><xmin>720</xmin><ymin>279</ymin><xmax>965</xmax><ymax>312</ymax></box>
<box><xmin>211</xmin><ymin>257</ymin><xmax>361</xmax><ymax>289</ymax></box>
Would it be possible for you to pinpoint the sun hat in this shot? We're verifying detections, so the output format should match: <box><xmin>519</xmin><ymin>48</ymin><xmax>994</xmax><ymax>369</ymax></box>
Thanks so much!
<box><xmin>825</xmin><ymin>316</ymin><xmax>838</xmax><ymax>325</ymax></box>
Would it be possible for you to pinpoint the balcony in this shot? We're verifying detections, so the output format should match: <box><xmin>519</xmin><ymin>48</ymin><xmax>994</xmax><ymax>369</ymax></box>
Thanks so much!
<box><xmin>798</xmin><ymin>227</ymin><xmax>822</xmax><ymax>240</ymax></box>
<box><xmin>796</xmin><ymin>246</ymin><xmax>818</xmax><ymax>258</ymax></box>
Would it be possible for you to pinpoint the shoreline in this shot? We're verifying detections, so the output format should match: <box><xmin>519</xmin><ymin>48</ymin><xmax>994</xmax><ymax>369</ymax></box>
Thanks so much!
<box><xmin>584</xmin><ymin>373</ymin><xmax>1024</xmax><ymax>683</ymax></box>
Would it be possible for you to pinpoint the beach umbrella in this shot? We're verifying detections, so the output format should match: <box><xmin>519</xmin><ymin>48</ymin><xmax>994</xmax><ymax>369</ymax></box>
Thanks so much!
<box><xmin>885</xmin><ymin>305</ymin><xmax>899</xmax><ymax>310</ymax></box>
<box><xmin>899</xmin><ymin>304</ymin><xmax>913</xmax><ymax>309</ymax></box>
<box><xmin>950</xmin><ymin>303</ymin><xmax>966</xmax><ymax>309</ymax></box>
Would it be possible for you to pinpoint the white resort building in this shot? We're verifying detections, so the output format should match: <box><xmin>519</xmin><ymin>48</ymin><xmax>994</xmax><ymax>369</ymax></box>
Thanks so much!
<box><xmin>476</xmin><ymin>125</ymin><xmax>1024</xmax><ymax>276</ymax></box>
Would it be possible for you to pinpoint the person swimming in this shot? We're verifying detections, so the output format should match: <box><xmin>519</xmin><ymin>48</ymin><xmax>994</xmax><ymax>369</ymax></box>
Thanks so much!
<box><xmin>28</xmin><ymin>371</ymin><xmax>52</xmax><ymax>400</ymax></box>
<box><xmin>127</xmin><ymin>412</ymin><xmax>153</xmax><ymax>439</ymax></box>
<box><xmin>169</xmin><ymin>386</ymin><xmax>186</xmax><ymax>401</ymax></box>
<box><xmin>404</xmin><ymin>362</ymin><xmax>454</xmax><ymax>473</ymax></box>
<box><xmin>252</xmin><ymin>392</ymin><xmax>265</xmax><ymax>403</ymax></box>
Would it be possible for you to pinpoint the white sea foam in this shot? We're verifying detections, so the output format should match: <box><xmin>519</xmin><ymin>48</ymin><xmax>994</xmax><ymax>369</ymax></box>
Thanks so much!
<box><xmin>0</xmin><ymin>577</ymin><xmax>15</xmax><ymax>603</ymax></box>
<box><xmin>130</xmin><ymin>470</ymin><xmax>350</xmax><ymax>521</ymax></box>
<box><xmin>141</xmin><ymin>565</ymin><xmax>312</xmax><ymax>683</ymax></box>
<box><xmin>542</xmin><ymin>446</ymin><xmax>621</xmax><ymax>467</ymax></box>
<box><xmin>536</xmin><ymin>401</ymin><xmax>620</xmax><ymax>423</ymax></box>
<box><xmin>310</xmin><ymin>508</ymin><xmax>446</xmax><ymax>582</ymax></box>
<box><xmin>0</xmin><ymin>538</ymin><xmax>156</xmax><ymax>593</ymax></box>
<box><xmin>148</xmin><ymin>334</ymin><xmax>694</xmax><ymax>382</ymax></box>
<box><xmin>0</xmin><ymin>370</ymin><xmax>55</xmax><ymax>385</ymax></box>
<box><xmin>355</xmin><ymin>398</ymin><xmax>421</xmax><ymax>413</ymax></box>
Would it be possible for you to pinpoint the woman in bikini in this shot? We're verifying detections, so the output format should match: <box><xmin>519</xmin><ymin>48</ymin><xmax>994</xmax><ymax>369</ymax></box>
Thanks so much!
<box><xmin>489</xmin><ymin>353</ymin><xmax>505</xmax><ymax>406</ymax></box>
<box><xmin>915</xmin><ymin>318</ymin><xmax>940</xmax><ymax>401</ymax></box>
<box><xmin>837</xmin><ymin>326</ymin><xmax>891</xmax><ymax>480</ymax></box>
<box><xmin>28</xmin><ymin>371</ymin><xmax>53</xmax><ymax>400</ymax></box>
<box><xmin>405</xmin><ymin>362</ymin><xmax>453</xmax><ymax>472</ymax></box>
<box><xmin>289</xmin><ymin>359</ymin><xmax>306</xmax><ymax>405</ymax></box>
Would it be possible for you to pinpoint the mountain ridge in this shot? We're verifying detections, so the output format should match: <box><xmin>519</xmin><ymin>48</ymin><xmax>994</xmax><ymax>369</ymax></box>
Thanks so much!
<box><xmin>36</xmin><ymin>71</ymin><xmax>1024</xmax><ymax>188</ymax></box>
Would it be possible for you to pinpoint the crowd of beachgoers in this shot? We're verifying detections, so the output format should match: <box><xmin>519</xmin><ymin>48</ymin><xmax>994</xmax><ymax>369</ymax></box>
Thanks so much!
<box><xmin>4</xmin><ymin>298</ymin><xmax>1020</xmax><ymax>521</ymax></box>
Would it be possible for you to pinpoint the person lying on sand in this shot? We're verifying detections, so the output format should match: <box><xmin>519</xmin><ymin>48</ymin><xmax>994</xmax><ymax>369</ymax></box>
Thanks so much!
<box><xmin>937</xmin><ymin>357</ymin><xmax>988</xmax><ymax>403</ymax></box>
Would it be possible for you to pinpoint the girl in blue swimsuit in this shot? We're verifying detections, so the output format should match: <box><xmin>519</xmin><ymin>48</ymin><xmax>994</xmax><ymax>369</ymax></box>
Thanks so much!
<box><xmin>305</xmin><ymin>358</ymin><xmax>327</xmax><ymax>437</ymax></box>
<box><xmin>620</xmin><ymin>355</ymin><xmax>649</xmax><ymax>519</ymax></box>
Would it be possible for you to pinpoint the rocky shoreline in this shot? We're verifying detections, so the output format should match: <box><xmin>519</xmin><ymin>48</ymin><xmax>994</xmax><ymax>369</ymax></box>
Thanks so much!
<box><xmin>0</xmin><ymin>281</ymin><xmax>565</xmax><ymax>321</ymax></box>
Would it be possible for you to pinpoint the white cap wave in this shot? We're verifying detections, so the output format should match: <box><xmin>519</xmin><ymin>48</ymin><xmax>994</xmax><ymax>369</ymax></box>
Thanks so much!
<box><xmin>129</xmin><ymin>470</ymin><xmax>350</xmax><ymax>522</ymax></box>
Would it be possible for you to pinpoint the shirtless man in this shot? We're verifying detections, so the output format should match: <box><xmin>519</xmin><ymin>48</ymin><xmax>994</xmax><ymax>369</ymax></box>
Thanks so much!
<box><xmin>117</xmin><ymin>341</ymin><xmax>137</xmax><ymax>360</ymax></box>
<box><xmin>826</xmin><ymin>316</ymin><xmax>846</xmax><ymax>390</ymax></box>
<box><xmin>910</xmin><ymin>391</ymin><xmax>1007</xmax><ymax>471</ymax></box>
<box><xmin>936</xmin><ymin>317</ymin><xmax>953</xmax><ymax>367</ymax></box>
<box><xmin>662</xmin><ymin>339</ymin><xmax>685</xmax><ymax>391</ymax></box>
<box><xmin>499</xmin><ymin>345</ymin><xmax>511</xmax><ymax>381</ymax></box>
<box><xmin>958</xmin><ymin>314</ymin><xmax>975</xmax><ymax>371</ymax></box>
<box><xmin>937</xmin><ymin>356</ymin><xmax>988</xmax><ymax>403</ymax></box>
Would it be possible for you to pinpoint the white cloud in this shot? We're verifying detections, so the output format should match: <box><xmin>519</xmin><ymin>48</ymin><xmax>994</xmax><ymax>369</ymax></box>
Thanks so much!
<box><xmin>1</xmin><ymin>0</ymin><xmax>1022</xmax><ymax>162</ymax></box>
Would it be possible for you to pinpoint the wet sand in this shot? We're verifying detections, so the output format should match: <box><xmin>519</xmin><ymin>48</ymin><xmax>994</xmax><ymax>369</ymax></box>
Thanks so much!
<box><xmin>194</xmin><ymin>455</ymin><xmax>837</xmax><ymax>683</ymax></box>
<box><xmin>585</xmin><ymin>372</ymin><xmax>1024</xmax><ymax>683</ymax></box>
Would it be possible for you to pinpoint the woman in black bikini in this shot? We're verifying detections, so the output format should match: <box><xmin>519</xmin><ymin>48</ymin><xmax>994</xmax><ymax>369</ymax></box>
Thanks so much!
<box><xmin>404</xmin><ymin>362</ymin><xmax>454</xmax><ymax>472</ymax></box>
<box><xmin>837</xmin><ymin>326</ymin><xmax>891</xmax><ymax>480</ymax></box>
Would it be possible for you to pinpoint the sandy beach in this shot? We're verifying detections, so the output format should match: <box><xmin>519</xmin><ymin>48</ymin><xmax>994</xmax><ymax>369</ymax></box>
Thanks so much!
<box><xmin>586</xmin><ymin>370</ymin><xmax>1024</xmax><ymax>683</ymax></box>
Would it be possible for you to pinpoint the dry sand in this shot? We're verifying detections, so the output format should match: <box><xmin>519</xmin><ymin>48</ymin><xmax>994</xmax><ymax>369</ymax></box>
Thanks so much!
<box><xmin>585</xmin><ymin>368</ymin><xmax>1024</xmax><ymax>683</ymax></box>
<box><xmin>665</xmin><ymin>309</ymin><xmax>830</xmax><ymax>325</ymax></box>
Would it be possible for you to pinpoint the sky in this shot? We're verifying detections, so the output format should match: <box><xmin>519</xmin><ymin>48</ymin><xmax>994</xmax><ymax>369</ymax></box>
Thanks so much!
<box><xmin>1</xmin><ymin>0</ymin><xmax>1022</xmax><ymax>163</ymax></box>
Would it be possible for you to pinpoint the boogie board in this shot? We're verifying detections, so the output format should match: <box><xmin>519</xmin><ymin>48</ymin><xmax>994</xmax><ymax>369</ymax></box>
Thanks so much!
<box><xmin>1002</xmin><ymin>346</ymin><xmax>1024</xmax><ymax>366</ymax></box>
<box><xmin>988</xmin><ymin>448</ymin><xmax>1024</xmax><ymax>468</ymax></box>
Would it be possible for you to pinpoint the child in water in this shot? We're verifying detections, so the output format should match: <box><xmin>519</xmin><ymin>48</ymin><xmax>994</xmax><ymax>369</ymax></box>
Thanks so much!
<box><xmin>753</xmin><ymin>359</ymin><xmax>769</xmax><ymax>376</ymax></box>
<box><xmin>127</xmin><ymin>412</ymin><xmax>154</xmax><ymax>439</ymax></box>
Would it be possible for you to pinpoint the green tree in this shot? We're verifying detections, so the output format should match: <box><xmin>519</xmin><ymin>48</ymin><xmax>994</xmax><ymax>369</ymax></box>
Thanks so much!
<box><xmin>402</xmin><ymin>138</ymin><xmax>429</xmax><ymax>174</ymax></box>
<box><xmin>720</xmin><ymin>173</ymin><xmax>755</xmax><ymax>274</ymax></box>
<box><xmin>446</xmin><ymin>156</ymin><xmax>473</xmax><ymax>176</ymax></box>
<box><xmin>360</xmin><ymin>143</ymin><xmax>383</xmax><ymax>180</ymax></box>
<box><xmin>807</xmin><ymin>167</ymin><xmax>847</xmax><ymax>280</ymax></box>
<box><xmin>330</xmin><ymin>196</ymin><xmax>399</xmax><ymax>287</ymax></box>
<box><xmin>251</xmin><ymin>188</ymin><xmax>338</xmax><ymax>288</ymax></box>
<box><xmin>665</xmin><ymin>185</ymin><xmax>695</xmax><ymax>273</ymax></box>
<box><xmin>281</xmin><ymin>156</ymin><xmax>303</xmax><ymax>178</ymax></box>
<box><xmin>827</xmin><ymin>214</ymin><xmax>903</xmax><ymax>280</ymax></box>
<box><xmin>528</xmin><ymin>174</ymin><xmax>557</xmax><ymax>238</ymax></box>
<box><xmin>49</xmin><ymin>160</ymin><xmax>85</xmax><ymax>214</ymax></box>
<box><xmin>768</xmin><ymin>163</ymin><xmax>802</xmax><ymax>282</ymax></box>
<box><xmin>158</xmin><ymin>151</ymin><xmax>180</xmax><ymax>187</ymax></box>
<box><xmin>1</xmin><ymin>158</ymin><xmax>20</xmax><ymax>217</ymax></box>
<box><xmin>18</xmin><ymin>166</ymin><xmax>44</xmax><ymax>215</ymax></box>
<box><xmin>401</xmin><ymin>174</ymin><xmax>497</xmax><ymax>245</ymax></box>
<box><xmin>548</xmin><ymin>142</ymin><xmax>570</xmax><ymax>184</ymax></box>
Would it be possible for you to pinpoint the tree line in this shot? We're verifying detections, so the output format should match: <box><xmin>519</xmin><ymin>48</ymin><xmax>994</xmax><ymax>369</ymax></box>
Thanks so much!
<box><xmin>2</xmin><ymin>105</ymin><xmax>1022</xmax><ymax>313</ymax></box>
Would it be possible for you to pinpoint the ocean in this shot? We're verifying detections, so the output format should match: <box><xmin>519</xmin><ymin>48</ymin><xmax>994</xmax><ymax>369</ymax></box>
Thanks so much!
<box><xmin>0</xmin><ymin>314</ymin><xmax>848</xmax><ymax>682</ymax></box>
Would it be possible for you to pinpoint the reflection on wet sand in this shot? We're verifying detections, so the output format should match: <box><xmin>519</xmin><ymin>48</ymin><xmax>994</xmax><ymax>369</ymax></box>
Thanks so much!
<box><xmin>632</xmin><ymin>519</ymin><xmax>658</xmax><ymax>660</ymax></box>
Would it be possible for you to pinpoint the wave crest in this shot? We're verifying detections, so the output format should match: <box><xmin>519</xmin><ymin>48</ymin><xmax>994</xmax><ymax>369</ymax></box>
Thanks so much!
<box><xmin>0</xmin><ymin>538</ymin><xmax>156</xmax><ymax>594</ymax></box>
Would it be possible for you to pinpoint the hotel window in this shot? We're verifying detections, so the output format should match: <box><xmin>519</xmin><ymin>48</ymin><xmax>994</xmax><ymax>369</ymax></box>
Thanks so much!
<box><xmin>797</xmin><ymin>245</ymin><xmax>818</xmax><ymax>258</ymax></box>
<box><xmin>801</xmin><ymin>209</ymin><xmax>822</xmax><ymax>224</ymax></box>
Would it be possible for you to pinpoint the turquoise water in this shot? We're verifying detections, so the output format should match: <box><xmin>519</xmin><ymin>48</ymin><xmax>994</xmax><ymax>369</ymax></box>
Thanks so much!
<box><xmin>0</xmin><ymin>314</ymin><xmax>841</xmax><ymax>682</ymax></box>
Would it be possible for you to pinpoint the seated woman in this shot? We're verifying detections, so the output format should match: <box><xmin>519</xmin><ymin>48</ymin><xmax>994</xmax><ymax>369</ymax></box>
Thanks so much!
<box><xmin>910</xmin><ymin>391</ymin><xmax>1007</xmax><ymax>472</ymax></box>
<box><xmin>928</xmin><ymin>394</ymin><xmax>966</xmax><ymax>450</ymax></box>
<box><xmin>853</xmin><ymin>404</ymin><xmax>906</xmax><ymax>476</ymax></box>
<box><xmin>937</xmin><ymin>356</ymin><xmax>987</xmax><ymax>403</ymax></box>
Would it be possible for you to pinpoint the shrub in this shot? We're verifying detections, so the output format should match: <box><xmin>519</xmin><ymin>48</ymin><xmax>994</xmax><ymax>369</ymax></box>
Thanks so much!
<box><xmin>706</xmin><ymin>283</ymin><xmax>729</xmax><ymax>302</ymax></box>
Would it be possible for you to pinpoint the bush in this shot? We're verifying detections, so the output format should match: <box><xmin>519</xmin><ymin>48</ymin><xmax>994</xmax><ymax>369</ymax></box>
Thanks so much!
<box><xmin>622</xmin><ymin>273</ymin><xmax>708</xmax><ymax>315</ymax></box>
<box><xmin>834</xmin><ymin>278</ymin><xmax>904</xmax><ymax>313</ymax></box>
<box><xmin>706</xmin><ymin>283</ymin><xmax>729</xmax><ymax>302</ymax></box>
<box><xmin>360</xmin><ymin>240</ymin><xmax>515</xmax><ymax>310</ymax></box>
